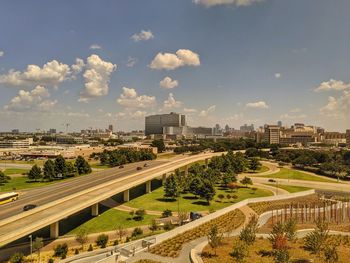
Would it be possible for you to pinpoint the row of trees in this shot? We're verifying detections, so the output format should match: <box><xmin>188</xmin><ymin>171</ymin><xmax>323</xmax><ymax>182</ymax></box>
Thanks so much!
<box><xmin>274</xmin><ymin>149</ymin><xmax>350</xmax><ymax>180</ymax></box>
<box><xmin>91</xmin><ymin>149</ymin><xmax>156</xmax><ymax>167</ymax></box>
<box><xmin>27</xmin><ymin>156</ymin><xmax>91</xmax><ymax>182</ymax></box>
<box><xmin>163</xmin><ymin>152</ymin><xmax>257</xmax><ymax>205</ymax></box>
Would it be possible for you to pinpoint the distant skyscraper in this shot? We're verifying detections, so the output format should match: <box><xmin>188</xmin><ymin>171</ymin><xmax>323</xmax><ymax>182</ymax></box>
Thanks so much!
<box><xmin>277</xmin><ymin>121</ymin><xmax>282</xmax><ymax>127</ymax></box>
<box><xmin>225</xmin><ymin>124</ymin><xmax>230</xmax><ymax>132</ymax></box>
<box><xmin>108</xmin><ymin>124</ymin><xmax>113</xmax><ymax>132</ymax></box>
<box><xmin>240</xmin><ymin>124</ymin><xmax>254</xmax><ymax>132</ymax></box>
<box><xmin>49</xmin><ymin>129</ymin><xmax>56</xmax><ymax>134</ymax></box>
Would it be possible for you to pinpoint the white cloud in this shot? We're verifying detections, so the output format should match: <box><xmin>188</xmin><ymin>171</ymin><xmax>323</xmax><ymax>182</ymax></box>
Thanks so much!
<box><xmin>163</xmin><ymin>93</ymin><xmax>183</xmax><ymax>109</ymax></box>
<box><xmin>0</xmin><ymin>50</ymin><xmax>4</xmax><ymax>57</ymax></box>
<box><xmin>194</xmin><ymin>0</ymin><xmax>261</xmax><ymax>7</ymax></box>
<box><xmin>275</xmin><ymin>73</ymin><xmax>281</xmax><ymax>79</ymax></box>
<box><xmin>117</xmin><ymin>87</ymin><xmax>156</xmax><ymax>108</ymax></box>
<box><xmin>320</xmin><ymin>91</ymin><xmax>350</xmax><ymax>118</ymax></box>
<box><xmin>71</xmin><ymin>58</ymin><xmax>85</xmax><ymax>74</ymax></box>
<box><xmin>280</xmin><ymin>113</ymin><xmax>307</xmax><ymax>120</ymax></box>
<box><xmin>126</xmin><ymin>57</ymin><xmax>138</xmax><ymax>67</ymax></box>
<box><xmin>89</xmin><ymin>44</ymin><xmax>102</xmax><ymax>50</ymax></box>
<box><xmin>129</xmin><ymin>110</ymin><xmax>147</xmax><ymax>119</ymax></box>
<box><xmin>0</xmin><ymin>60</ymin><xmax>71</xmax><ymax>87</ymax></box>
<box><xmin>79</xmin><ymin>54</ymin><xmax>117</xmax><ymax>101</ymax></box>
<box><xmin>149</xmin><ymin>49</ymin><xmax>200</xmax><ymax>70</ymax></box>
<box><xmin>315</xmin><ymin>79</ymin><xmax>350</xmax><ymax>92</ymax></box>
<box><xmin>184</xmin><ymin>108</ymin><xmax>197</xmax><ymax>113</ymax></box>
<box><xmin>4</xmin><ymin>85</ymin><xmax>57</xmax><ymax>111</ymax></box>
<box><xmin>246</xmin><ymin>101</ymin><xmax>269</xmax><ymax>109</ymax></box>
<box><xmin>160</xmin><ymin>76</ymin><xmax>179</xmax><ymax>89</ymax></box>
<box><xmin>131</xmin><ymin>30</ymin><xmax>154</xmax><ymax>42</ymax></box>
<box><xmin>290</xmin><ymin>108</ymin><xmax>301</xmax><ymax>113</ymax></box>
<box><xmin>199</xmin><ymin>105</ymin><xmax>216</xmax><ymax>117</ymax></box>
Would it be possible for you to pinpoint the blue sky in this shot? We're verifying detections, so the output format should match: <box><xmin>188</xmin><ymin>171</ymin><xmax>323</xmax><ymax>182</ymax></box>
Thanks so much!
<box><xmin>0</xmin><ymin>0</ymin><xmax>350</xmax><ymax>132</ymax></box>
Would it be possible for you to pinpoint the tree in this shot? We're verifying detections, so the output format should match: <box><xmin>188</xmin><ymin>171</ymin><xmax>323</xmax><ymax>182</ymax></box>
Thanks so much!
<box><xmin>149</xmin><ymin>219</ymin><xmax>159</xmax><ymax>232</ymax></box>
<box><xmin>9</xmin><ymin>253</ymin><xmax>25</xmax><ymax>263</ymax></box>
<box><xmin>151</xmin><ymin>139</ymin><xmax>166</xmax><ymax>153</ymax></box>
<box><xmin>162</xmin><ymin>209</ymin><xmax>172</xmax><ymax>217</ymax></box>
<box><xmin>240</xmin><ymin>176</ymin><xmax>253</xmax><ymax>187</ymax></box>
<box><xmin>249</xmin><ymin>158</ymin><xmax>262</xmax><ymax>171</ymax></box>
<box><xmin>222</xmin><ymin>170</ymin><xmax>237</xmax><ymax>187</ymax></box>
<box><xmin>207</xmin><ymin>225</ymin><xmax>223</xmax><ymax>256</ymax></box>
<box><xmin>96</xmin><ymin>234</ymin><xmax>109</xmax><ymax>248</ymax></box>
<box><xmin>43</xmin><ymin>159</ymin><xmax>55</xmax><ymax>181</ymax></box>
<box><xmin>75</xmin><ymin>228</ymin><xmax>89</xmax><ymax>250</ymax></box>
<box><xmin>0</xmin><ymin>171</ymin><xmax>11</xmax><ymax>185</ymax></box>
<box><xmin>33</xmin><ymin>237</ymin><xmax>44</xmax><ymax>260</ymax></box>
<box><xmin>230</xmin><ymin>240</ymin><xmax>248</xmax><ymax>263</ymax></box>
<box><xmin>54</xmin><ymin>155</ymin><xmax>68</xmax><ymax>178</ymax></box>
<box><xmin>292</xmin><ymin>155</ymin><xmax>317</xmax><ymax>168</ymax></box>
<box><xmin>197</xmin><ymin>179</ymin><xmax>216</xmax><ymax>205</ymax></box>
<box><xmin>164</xmin><ymin>174</ymin><xmax>179</xmax><ymax>199</ymax></box>
<box><xmin>239</xmin><ymin>215</ymin><xmax>258</xmax><ymax>246</ymax></box>
<box><xmin>189</xmin><ymin>177</ymin><xmax>203</xmax><ymax>197</ymax></box>
<box><xmin>28</xmin><ymin>165</ymin><xmax>42</xmax><ymax>181</ymax></box>
<box><xmin>131</xmin><ymin>227</ymin><xmax>143</xmax><ymax>237</ymax></box>
<box><xmin>134</xmin><ymin>209</ymin><xmax>146</xmax><ymax>221</ymax></box>
<box><xmin>116</xmin><ymin>225</ymin><xmax>127</xmax><ymax>241</ymax></box>
<box><xmin>304</xmin><ymin>220</ymin><xmax>329</xmax><ymax>256</ymax></box>
<box><xmin>323</xmin><ymin>244</ymin><xmax>339</xmax><ymax>263</ymax></box>
<box><xmin>75</xmin><ymin>156</ymin><xmax>92</xmax><ymax>175</ymax></box>
<box><xmin>66</xmin><ymin>162</ymin><xmax>77</xmax><ymax>177</ymax></box>
<box><xmin>54</xmin><ymin>243</ymin><xmax>68</xmax><ymax>259</ymax></box>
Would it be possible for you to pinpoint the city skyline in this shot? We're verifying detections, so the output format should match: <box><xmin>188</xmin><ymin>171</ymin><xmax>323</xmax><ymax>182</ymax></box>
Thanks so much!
<box><xmin>1</xmin><ymin>0</ymin><xmax>350</xmax><ymax>132</ymax></box>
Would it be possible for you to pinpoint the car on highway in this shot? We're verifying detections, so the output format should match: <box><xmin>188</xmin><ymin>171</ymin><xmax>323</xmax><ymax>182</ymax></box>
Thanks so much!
<box><xmin>136</xmin><ymin>166</ymin><xmax>142</xmax><ymax>171</ymax></box>
<box><xmin>23</xmin><ymin>204</ymin><xmax>37</xmax><ymax>211</ymax></box>
<box><xmin>119</xmin><ymin>165</ymin><xmax>124</xmax><ymax>169</ymax></box>
<box><xmin>268</xmin><ymin>179</ymin><xmax>276</xmax><ymax>183</ymax></box>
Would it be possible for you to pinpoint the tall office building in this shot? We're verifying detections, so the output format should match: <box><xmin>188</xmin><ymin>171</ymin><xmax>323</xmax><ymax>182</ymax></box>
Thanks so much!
<box><xmin>277</xmin><ymin>121</ymin><xmax>282</xmax><ymax>127</ymax></box>
<box><xmin>346</xmin><ymin>129</ymin><xmax>350</xmax><ymax>146</ymax></box>
<box><xmin>108</xmin><ymin>124</ymin><xmax>114</xmax><ymax>132</ymax></box>
<box><xmin>145</xmin><ymin>112</ymin><xmax>186</xmax><ymax>136</ymax></box>
<box><xmin>264</xmin><ymin>125</ymin><xmax>280</xmax><ymax>144</ymax></box>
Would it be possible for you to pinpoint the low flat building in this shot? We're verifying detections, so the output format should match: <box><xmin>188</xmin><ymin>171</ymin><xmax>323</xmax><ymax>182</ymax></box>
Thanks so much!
<box><xmin>0</xmin><ymin>138</ymin><xmax>33</xmax><ymax>149</ymax></box>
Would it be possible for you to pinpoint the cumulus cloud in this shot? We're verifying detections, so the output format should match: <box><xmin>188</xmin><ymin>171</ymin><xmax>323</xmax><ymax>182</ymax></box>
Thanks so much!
<box><xmin>126</xmin><ymin>57</ymin><xmax>138</xmax><ymax>67</ymax></box>
<box><xmin>4</xmin><ymin>85</ymin><xmax>57</xmax><ymax>111</ymax></box>
<box><xmin>280</xmin><ymin>113</ymin><xmax>307</xmax><ymax>120</ymax></box>
<box><xmin>0</xmin><ymin>50</ymin><xmax>4</xmax><ymax>57</ymax></box>
<box><xmin>79</xmin><ymin>54</ymin><xmax>117</xmax><ymax>101</ymax></box>
<box><xmin>131</xmin><ymin>30</ymin><xmax>154</xmax><ymax>42</ymax></box>
<box><xmin>275</xmin><ymin>73</ymin><xmax>281</xmax><ymax>79</ymax></box>
<box><xmin>129</xmin><ymin>110</ymin><xmax>147</xmax><ymax>119</ymax></box>
<box><xmin>0</xmin><ymin>60</ymin><xmax>71</xmax><ymax>87</ymax></box>
<box><xmin>320</xmin><ymin>91</ymin><xmax>350</xmax><ymax>118</ymax></box>
<box><xmin>149</xmin><ymin>49</ymin><xmax>200</xmax><ymax>70</ymax></box>
<box><xmin>71</xmin><ymin>58</ymin><xmax>85</xmax><ymax>74</ymax></box>
<box><xmin>160</xmin><ymin>76</ymin><xmax>179</xmax><ymax>89</ymax></box>
<box><xmin>163</xmin><ymin>93</ymin><xmax>183</xmax><ymax>109</ymax></box>
<box><xmin>117</xmin><ymin>87</ymin><xmax>156</xmax><ymax>108</ymax></box>
<box><xmin>199</xmin><ymin>105</ymin><xmax>216</xmax><ymax>117</ymax></box>
<box><xmin>89</xmin><ymin>44</ymin><xmax>102</xmax><ymax>50</ymax></box>
<box><xmin>194</xmin><ymin>0</ymin><xmax>261</xmax><ymax>7</ymax></box>
<box><xmin>246</xmin><ymin>101</ymin><xmax>269</xmax><ymax>109</ymax></box>
<box><xmin>315</xmin><ymin>79</ymin><xmax>350</xmax><ymax>92</ymax></box>
<box><xmin>184</xmin><ymin>108</ymin><xmax>198</xmax><ymax>113</ymax></box>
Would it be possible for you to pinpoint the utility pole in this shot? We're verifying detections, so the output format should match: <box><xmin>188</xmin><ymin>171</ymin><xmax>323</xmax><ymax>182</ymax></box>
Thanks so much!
<box><xmin>29</xmin><ymin>235</ymin><xmax>33</xmax><ymax>261</ymax></box>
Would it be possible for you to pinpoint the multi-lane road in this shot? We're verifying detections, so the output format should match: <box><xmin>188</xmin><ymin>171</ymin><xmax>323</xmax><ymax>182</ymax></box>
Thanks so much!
<box><xmin>0</xmin><ymin>152</ymin><xmax>220</xmax><ymax>247</ymax></box>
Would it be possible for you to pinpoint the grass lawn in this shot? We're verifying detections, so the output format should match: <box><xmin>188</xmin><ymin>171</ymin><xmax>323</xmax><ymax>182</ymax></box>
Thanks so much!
<box><xmin>260</xmin><ymin>168</ymin><xmax>334</xmax><ymax>183</ymax></box>
<box><xmin>3</xmin><ymin>168</ymin><xmax>29</xmax><ymax>176</ymax></box>
<box><xmin>157</xmin><ymin>152</ymin><xmax>177</xmax><ymax>159</ymax></box>
<box><xmin>67</xmin><ymin>209</ymin><xmax>158</xmax><ymax>235</ymax></box>
<box><xmin>246</xmin><ymin>165</ymin><xmax>269</xmax><ymax>174</ymax></box>
<box><xmin>0</xmin><ymin>176</ymin><xmax>54</xmax><ymax>192</ymax></box>
<box><xmin>125</xmin><ymin>186</ymin><xmax>273</xmax><ymax>212</ymax></box>
<box><xmin>90</xmin><ymin>163</ymin><xmax>110</xmax><ymax>169</ymax></box>
<box><xmin>264</xmin><ymin>183</ymin><xmax>312</xmax><ymax>193</ymax></box>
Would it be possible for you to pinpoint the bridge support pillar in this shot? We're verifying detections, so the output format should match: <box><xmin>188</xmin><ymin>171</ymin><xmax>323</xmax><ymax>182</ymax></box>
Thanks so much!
<box><xmin>123</xmin><ymin>189</ymin><xmax>130</xmax><ymax>202</ymax></box>
<box><xmin>146</xmin><ymin>180</ymin><xmax>152</xmax><ymax>193</ymax></box>
<box><xmin>50</xmin><ymin>221</ymin><xmax>59</xmax><ymax>239</ymax></box>
<box><xmin>91</xmin><ymin>203</ymin><xmax>99</xmax><ymax>216</ymax></box>
<box><xmin>162</xmin><ymin>174</ymin><xmax>167</xmax><ymax>184</ymax></box>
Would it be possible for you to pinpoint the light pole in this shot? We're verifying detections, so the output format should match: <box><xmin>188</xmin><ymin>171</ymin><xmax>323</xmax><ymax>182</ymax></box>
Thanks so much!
<box><xmin>29</xmin><ymin>235</ymin><xmax>33</xmax><ymax>260</ymax></box>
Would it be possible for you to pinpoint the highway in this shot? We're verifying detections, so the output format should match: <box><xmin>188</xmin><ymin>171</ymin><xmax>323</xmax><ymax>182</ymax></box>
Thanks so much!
<box><xmin>0</xmin><ymin>159</ymin><xmax>167</xmax><ymax>220</ymax></box>
<box><xmin>0</xmin><ymin>152</ymin><xmax>220</xmax><ymax>247</ymax></box>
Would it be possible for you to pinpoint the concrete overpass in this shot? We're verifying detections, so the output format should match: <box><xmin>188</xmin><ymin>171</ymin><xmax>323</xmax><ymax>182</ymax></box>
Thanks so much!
<box><xmin>0</xmin><ymin>152</ymin><xmax>222</xmax><ymax>247</ymax></box>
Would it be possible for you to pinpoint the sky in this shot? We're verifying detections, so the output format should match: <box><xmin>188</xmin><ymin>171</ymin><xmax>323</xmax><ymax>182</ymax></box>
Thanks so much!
<box><xmin>0</xmin><ymin>0</ymin><xmax>350</xmax><ymax>132</ymax></box>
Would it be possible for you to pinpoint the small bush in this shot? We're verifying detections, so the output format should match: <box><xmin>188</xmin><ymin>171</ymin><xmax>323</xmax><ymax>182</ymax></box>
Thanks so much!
<box><xmin>74</xmin><ymin>248</ymin><xmax>79</xmax><ymax>255</ymax></box>
<box><xmin>87</xmin><ymin>244</ymin><xmax>93</xmax><ymax>251</ymax></box>
<box><xmin>96</xmin><ymin>234</ymin><xmax>109</xmax><ymax>248</ymax></box>
<box><xmin>131</xmin><ymin>227</ymin><xmax>143</xmax><ymax>237</ymax></box>
<box><xmin>162</xmin><ymin>209</ymin><xmax>173</xmax><ymax>217</ymax></box>
<box><xmin>9</xmin><ymin>253</ymin><xmax>25</xmax><ymax>263</ymax></box>
<box><xmin>53</xmin><ymin>243</ymin><xmax>68</xmax><ymax>259</ymax></box>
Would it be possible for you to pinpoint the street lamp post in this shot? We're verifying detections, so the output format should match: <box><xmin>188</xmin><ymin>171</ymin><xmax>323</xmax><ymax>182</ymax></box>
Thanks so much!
<box><xmin>29</xmin><ymin>235</ymin><xmax>33</xmax><ymax>260</ymax></box>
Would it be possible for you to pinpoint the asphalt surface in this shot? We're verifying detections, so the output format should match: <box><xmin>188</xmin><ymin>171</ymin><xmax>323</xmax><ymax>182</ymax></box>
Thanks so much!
<box><xmin>0</xmin><ymin>159</ymin><xmax>168</xmax><ymax>220</ymax></box>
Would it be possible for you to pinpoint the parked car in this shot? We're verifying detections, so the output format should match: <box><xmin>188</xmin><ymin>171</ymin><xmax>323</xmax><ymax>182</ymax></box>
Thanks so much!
<box><xmin>268</xmin><ymin>179</ymin><xmax>276</xmax><ymax>183</ymax></box>
<box><xmin>23</xmin><ymin>204</ymin><xmax>37</xmax><ymax>211</ymax></box>
<box><xmin>136</xmin><ymin>166</ymin><xmax>142</xmax><ymax>171</ymax></box>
